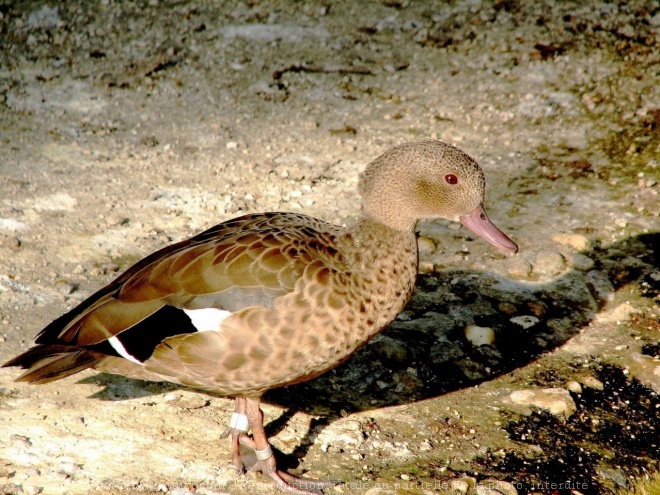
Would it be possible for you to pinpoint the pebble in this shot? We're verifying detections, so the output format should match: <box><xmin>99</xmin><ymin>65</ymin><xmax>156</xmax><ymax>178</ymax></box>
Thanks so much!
<box><xmin>57</xmin><ymin>281</ymin><xmax>77</xmax><ymax>295</ymax></box>
<box><xmin>509</xmin><ymin>387</ymin><xmax>577</xmax><ymax>417</ymax></box>
<box><xmin>59</xmin><ymin>460</ymin><xmax>80</xmax><ymax>476</ymax></box>
<box><xmin>571</xmin><ymin>253</ymin><xmax>595</xmax><ymax>271</ymax></box>
<box><xmin>586</xmin><ymin>270</ymin><xmax>615</xmax><ymax>302</ymax></box>
<box><xmin>0</xmin><ymin>234</ymin><xmax>21</xmax><ymax>250</ymax></box>
<box><xmin>465</xmin><ymin>325</ymin><xmax>495</xmax><ymax>346</ymax></box>
<box><xmin>449</xmin><ymin>478</ymin><xmax>474</xmax><ymax>493</ymax></box>
<box><xmin>10</xmin><ymin>434</ymin><xmax>32</xmax><ymax>448</ymax></box>
<box><xmin>534</xmin><ymin>250</ymin><xmax>566</xmax><ymax>276</ymax></box>
<box><xmin>565</xmin><ymin>380</ymin><xmax>582</xmax><ymax>394</ymax></box>
<box><xmin>419</xmin><ymin>440</ymin><xmax>433</xmax><ymax>451</ymax></box>
<box><xmin>106</xmin><ymin>215</ymin><xmax>126</xmax><ymax>226</ymax></box>
<box><xmin>527</xmin><ymin>301</ymin><xmax>547</xmax><ymax>317</ymax></box>
<box><xmin>371</xmin><ymin>336</ymin><xmax>408</xmax><ymax>362</ymax></box>
<box><xmin>418</xmin><ymin>260</ymin><xmax>434</xmax><ymax>273</ymax></box>
<box><xmin>509</xmin><ymin>315</ymin><xmax>539</xmax><ymax>329</ymax></box>
<box><xmin>580</xmin><ymin>376</ymin><xmax>604</xmax><ymax>391</ymax></box>
<box><xmin>497</xmin><ymin>302</ymin><xmax>517</xmax><ymax>315</ymax></box>
<box><xmin>551</xmin><ymin>233</ymin><xmax>591</xmax><ymax>251</ymax></box>
<box><xmin>506</xmin><ymin>257</ymin><xmax>532</xmax><ymax>279</ymax></box>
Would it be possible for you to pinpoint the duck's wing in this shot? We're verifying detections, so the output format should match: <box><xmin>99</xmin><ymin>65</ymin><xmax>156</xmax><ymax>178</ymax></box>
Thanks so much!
<box><xmin>4</xmin><ymin>212</ymin><xmax>343</xmax><ymax>384</ymax></box>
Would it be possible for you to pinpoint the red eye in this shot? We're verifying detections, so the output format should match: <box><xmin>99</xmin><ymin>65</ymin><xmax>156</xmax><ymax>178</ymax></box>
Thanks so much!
<box><xmin>445</xmin><ymin>174</ymin><xmax>458</xmax><ymax>185</ymax></box>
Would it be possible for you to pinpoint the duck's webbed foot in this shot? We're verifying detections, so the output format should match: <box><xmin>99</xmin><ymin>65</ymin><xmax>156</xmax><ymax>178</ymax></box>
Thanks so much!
<box><xmin>222</xmin><ymin>396</ymin><xmax>340</xmax><ymax>494</ymax></box>
<box><xmin>250</xmin><ymin>445</ymin><xmax>339</xmax><ymax>495</ymax></box>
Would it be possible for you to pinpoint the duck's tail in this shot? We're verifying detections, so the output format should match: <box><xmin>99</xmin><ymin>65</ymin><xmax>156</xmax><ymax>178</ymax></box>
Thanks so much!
<box><xmin>2</xmin><ymin>345</ymin><xmax>104</xmax><ymax>384</ymax></box>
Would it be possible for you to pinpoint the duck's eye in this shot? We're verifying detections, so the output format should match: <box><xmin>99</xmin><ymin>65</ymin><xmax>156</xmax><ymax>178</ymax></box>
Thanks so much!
<box><xmin>445</xmin><ymin>174</ymin><xmax>458</xmax><ymax>185</ymax></box>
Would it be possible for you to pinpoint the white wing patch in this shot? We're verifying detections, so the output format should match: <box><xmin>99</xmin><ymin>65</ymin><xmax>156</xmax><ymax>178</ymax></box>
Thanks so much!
<box><xmin>183</xmin><ymin>308</ymin><xmax>232</xmax><ymax>332</ymax></box>
<box><xmin>108</xmin><ymin>336</ymin><xmax>142</xmax><ymax>365</ymax></box>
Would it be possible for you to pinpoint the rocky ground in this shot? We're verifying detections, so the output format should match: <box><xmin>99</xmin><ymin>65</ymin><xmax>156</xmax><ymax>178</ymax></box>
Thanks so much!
<box><xmin>0</xmin><ymin>1</ymin><xmax>659</xmax><ymax>494</ymax></box>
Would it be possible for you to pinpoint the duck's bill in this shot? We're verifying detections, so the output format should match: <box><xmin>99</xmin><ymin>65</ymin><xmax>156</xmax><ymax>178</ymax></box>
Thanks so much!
<box><xmin>460</xmin><ymin>205</ymin><xmax>518</xmax><ymax>254</ymax></box>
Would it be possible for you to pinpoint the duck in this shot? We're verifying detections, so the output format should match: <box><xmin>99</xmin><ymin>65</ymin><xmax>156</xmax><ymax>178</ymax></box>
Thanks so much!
<box><xmin>3</xmin><ymin>139</ymin><xmax>518</xmax><ymax>494</ymax></box>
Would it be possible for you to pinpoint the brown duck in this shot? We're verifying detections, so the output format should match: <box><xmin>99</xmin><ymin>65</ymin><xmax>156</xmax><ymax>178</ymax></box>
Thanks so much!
<box><xmin>4</xmin><ymin>140</ymin><xmax>517</xmax><ymax>494</ymax></box>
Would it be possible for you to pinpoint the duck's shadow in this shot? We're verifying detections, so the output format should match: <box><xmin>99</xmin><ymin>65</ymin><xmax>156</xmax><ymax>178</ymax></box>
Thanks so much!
<box><xmin>79</xmin><ymin>232</ymin><xmax>659</xmax><ymax>468</ymax></box>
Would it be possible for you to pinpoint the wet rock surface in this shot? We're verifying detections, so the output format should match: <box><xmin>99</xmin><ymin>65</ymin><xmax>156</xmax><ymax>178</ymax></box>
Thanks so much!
<box><xmin>1</xmin><ymin>1</ymin><xmax>659</xmax><ymax>495</ymax></box>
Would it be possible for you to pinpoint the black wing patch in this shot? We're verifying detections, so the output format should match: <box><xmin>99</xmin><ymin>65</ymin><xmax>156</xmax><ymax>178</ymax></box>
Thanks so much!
<box><xmin>89</xmin><ymin>306</ymin><xmax>197</xmax><ymax>363</ymax></box>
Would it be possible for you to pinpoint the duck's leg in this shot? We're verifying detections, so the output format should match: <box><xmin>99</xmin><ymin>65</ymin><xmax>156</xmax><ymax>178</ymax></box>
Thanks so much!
<box><xmin>221</xmin><ymin>397</ymin><xmax>251</xmax><ymax>472</ymax></box>
<box><xmin>245</xmin><ymin>396</ymin><xmax>339</xmax><ymax>495</ymax></box>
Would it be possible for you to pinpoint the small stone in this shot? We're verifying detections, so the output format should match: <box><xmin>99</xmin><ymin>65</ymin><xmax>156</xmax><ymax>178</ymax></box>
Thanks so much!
<box><xmin>400</xmin><ymin>473</ymin><xmax>410</xmax><ymax>480</ymax></box>
<box><xmin>57</xmin><ymin>281</ymin><xmax>77</xmax><ymax>295</ymax></box>
<box><xmin>418</xmin><ymin>260</ymin><xmax>434</xmax><ymax>273</ymax></box>
<box><xmin>506</xmin><ymin>257</ymin><xmax>533</xmax><ymax>279</ymax></box>
<box><xmin>89</xmin><ymin>266</ymin><xmax>105</xmax><ymax>276</ymax></box>
<box><xmin>586</xmin><ymin>270</ymin><xmax>615</xmax><ymax>303</ymax></box>
<box><xmin>580</xmin><ymin>376</ymin><xmax>604</xmax><ymax>391</ymax></box>
<box><xmin>72</xmin><ymin>264</ymin><xmax>85</xmax><ymax>274</ymax></box>
<box><xmin>566</xmin><ymin>380</ymin><xmax>582</xmax><ymax>394</ymax></box>
<box><xmin>450</xmin><ymin>477</ymin><xmax>476</xmax><ymax>493</ymax></box>
<box><xmin>551</xmin><ymin>233</ymin><xmax>591</xmax><ymax>251</ymax></box>
<box><xmin>59</xmin><ymin>460</ymin><xmax>80</xmax><ymax>476</ymax></box>
<box><xmin>225</xmin><ymin>141</ymin><xmax>238</xmax><ymax>149</ymax></box>
<box><xmin>498</xmin><ymin>302</ymin><xmax>517</xmax><ymax>315</ymax></box>
<box><xmin>465</xmin><ymin>325</ymin><xmax>495</xmax><ymax>346</ymax></box>
<box><xmin>534</xmin><ymin>250</ymin><xmax>566</xmax><ymax>276</ymax></box>
<box><xmin>106</xmin><ymin>215</ymin><xmax>126</xmax><ymax>226</ymax></box>
<box><xmin>0</xmin><ymin>234</ymin><xmax>21</xmax><ymax>250</ymax></box>
<box><xmin>371</xmin><ymin>336</ymin><xmax>407</xmax><ymax>363</ymax></box>
<box><xmin>527</xmin><ymin>301</ymin><xmax>547</xmax><ymax>317</ymax></box>
<box><xmin>509</xmin><ymin>315</ymin><xmax>539</xmax><ymax>329</ymax></box>
<box><xmin>419</xmin><ymin>440</ymin><xmax>433</xmax><ymax>451</ymax></box>
<box><xmin>10</xmin><ymin>434</ymin><xmax>32</xmax><ymax>448</ymax></box>
<box><xmin>571</xmin><ymin>253</ymin><xmax>595</xmax><ymax>271</ymax></box>
<box><xmin>509</xmin><ymin>387</ymin><xmax>577</xmax><ymax>417</ymax></box>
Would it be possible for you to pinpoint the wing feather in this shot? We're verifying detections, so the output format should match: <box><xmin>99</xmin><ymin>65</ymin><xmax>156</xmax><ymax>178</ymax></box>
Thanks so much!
<box><xmin>33</xmin><ymin>212</ymin><xmax>343</xmax><ymax>350</ymax></box>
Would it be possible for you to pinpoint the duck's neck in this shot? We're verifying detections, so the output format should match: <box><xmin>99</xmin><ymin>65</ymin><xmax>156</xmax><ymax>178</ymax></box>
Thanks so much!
<box><xmin>360</xmin><ymin>208</ymin><xmax>419</xmax><ymax>233</ymax></box>
<box><xmin>342</xmin><ymin>217</ymin><xmax>419</xmax><ymax>266</ymax></box>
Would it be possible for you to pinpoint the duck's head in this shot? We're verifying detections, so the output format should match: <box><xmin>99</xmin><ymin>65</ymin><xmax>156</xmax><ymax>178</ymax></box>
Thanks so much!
<box><xmin>359</xmin><ymin>140</ymin><xmax>518</xmax><ymax>253</ymax></box>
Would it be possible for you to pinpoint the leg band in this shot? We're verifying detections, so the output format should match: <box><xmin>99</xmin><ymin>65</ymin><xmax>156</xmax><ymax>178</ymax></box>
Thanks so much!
<box><xmin>229</xmin><ymin>412</ymin><xmax>250</xmax><ymax>432</ymax></box>
<box><xmin>254</xmin><ymin>445</ymin><xmax>273</xmax><ymax>461</ymax></box>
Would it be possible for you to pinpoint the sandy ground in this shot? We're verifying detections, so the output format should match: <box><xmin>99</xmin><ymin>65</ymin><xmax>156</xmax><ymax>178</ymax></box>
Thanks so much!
<box><xmin>0</xmin><ymin>1</ymin><xmax>659</xmax><ymax>494</ymax></box>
